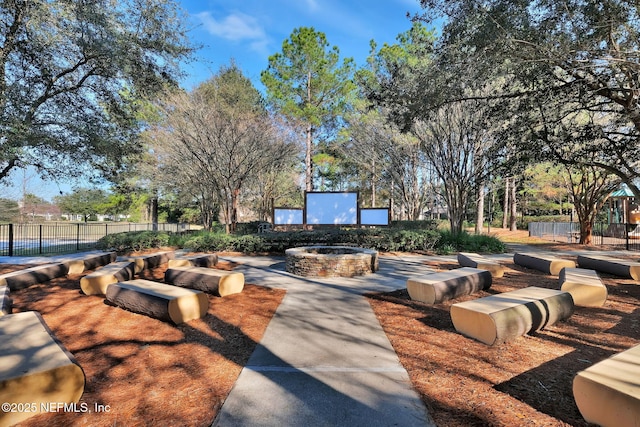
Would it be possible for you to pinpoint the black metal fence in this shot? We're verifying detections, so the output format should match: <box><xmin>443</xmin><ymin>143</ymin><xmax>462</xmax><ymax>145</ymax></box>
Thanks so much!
<box><xmin>0</xmin><ymin>222</ymin><xmax>192</xmax><ymax>256</ymax></box>
<box><xmin>528</xmin><ymin>222</ymin><xmax>640</xmax><ymax>251</ymax></box>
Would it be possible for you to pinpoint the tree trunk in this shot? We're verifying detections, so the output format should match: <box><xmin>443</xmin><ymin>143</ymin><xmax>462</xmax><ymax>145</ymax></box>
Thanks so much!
<box><xmin>509</xmin><ymin>177</ymin><xmax>517</xmax><ymax>231</ymax></box>
<box><xmin>475</xmin><ymin>182</ymin><xmax>485</xmax><ymax>234</ymax></box>
<box><xmin>371</xmin><ymin>159</ymin><xmax>376</xmax><ymax>207</ymax></box>
<box><xmin>305</xmin><ymin>70</ymin><xmax>313</xmax><ymax>192</ymax></box>
<box><xmin>150</xmin><ymin>195</ymin><xmax>158</xmax><ymax>231</ymax></box>
<box><xmin>579</xmin><ymin>220</ymin><xmax>593</xmax><ymax>245</ymax></box>
<box><xmin>502</xmin><ymin>178</ymin><xmax>510</xmax><ymax>229</ymax></box>
<box><xmin>305</xmin><ymin>124</ymin><xmax>313</xmax><ymax>192</ymax></box>
<box><xmin>230</xmin><ymin>187</ymin><xmax>240</xmax><ymax>233</ymax></box>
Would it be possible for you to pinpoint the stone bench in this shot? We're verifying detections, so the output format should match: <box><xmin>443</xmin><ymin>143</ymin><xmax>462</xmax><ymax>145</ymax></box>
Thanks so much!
<box><xmin>164</xmin><ymin>266</ymin><xmax>244</xmax><ymax>297</ymax></box>
<box><xmin>124</xmin><ymin>250</ymin><xmax>175</xmax><ymax>274</ymax></box>
<box><xmin>62</xmin><ymin>251</ymin><xmax>117</xmax><ymax>275</ymax></box>
<box><xmin>80</xmin><ymin>261</ymin><xmax>136</xmax><ymax>296</ymax></box>
<box><xmin>457</xmin><ymin>252</ymin><xmax>505</xmax><ymax>278</ymax></box>
<box><xmin>573</xmin><ymin>343</ymin><xmax>640</xmax><ymax>427</ymax></box>
<box><xmin>450</xmin><ymin>286</ymin><xmax>574</xmax><ymax>345</ymax></box>
<box><xmin>577</xmin><ymin>254</ymin><xmax>640</xmax><ymax>280</ymax></box>
<box><xmin>0</xmin><ymin>286</ymin><xmax>11</xmax><ymax>316</ymax></box>
<box><xmin>0</xmin><ymin>311</ymin><xmax>85</xmax><ymax>426</ymax></box>
<box><xmin>106</xmin><ymin>279</ymin><xmax>209</xmax><ymax>324</ymax></box>
<box><xmin>406</xmin><ymin>267</ymin><xmax>492</xmax><ymax>304</ymax></box>
<box><xmin>0</xmin><ymin>263</ymin><xmax>69</xmax><ymax>291</ymax></box>
<box><xmin>168</xmin><ymin>253</ymin><xmax>218</xmax><ymax>268</ymax></box>
<box><xmin>513</xmin><ymin>252</ymin><xmax>576</xmax><ymax>275</ymax></box>
<box><xmin>559</xmin><ymin>267</ymin><xmax>607</xmax><ymax>307</ymax></box>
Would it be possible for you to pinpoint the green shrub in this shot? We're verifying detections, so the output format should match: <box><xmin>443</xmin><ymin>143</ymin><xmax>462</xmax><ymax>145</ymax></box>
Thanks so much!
<box><xmin>96</xmin><ymin>225</ymin><xmax>504</xmax><ymax>255</ymax></box>
<box><xmin>96</xmin><ymin>230</ymin><xmax>171</xmax><ymax>253</ymax></box>
<box><xmin>436</xmin><ymin>230</ymin><xmax>506</xmax><ymax>254</ymax></box>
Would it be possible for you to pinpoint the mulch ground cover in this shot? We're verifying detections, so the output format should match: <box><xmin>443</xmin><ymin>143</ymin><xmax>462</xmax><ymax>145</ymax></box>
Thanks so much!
<box><xmin>2</xmin><ymin>238</ymin><xmax>639</xmax><ymax>426</ymax></box>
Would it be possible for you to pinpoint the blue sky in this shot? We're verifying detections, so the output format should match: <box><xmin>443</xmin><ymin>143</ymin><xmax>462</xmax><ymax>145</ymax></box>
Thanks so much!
<box><xmin>3</xmin><ymin>0</ymin><xmax>428</xmax><ymax>202</ymax></box>
<box><xmin>179</xmin><ymin>0</ymin><xmax>426</xmax><ymax>89</ymax></box>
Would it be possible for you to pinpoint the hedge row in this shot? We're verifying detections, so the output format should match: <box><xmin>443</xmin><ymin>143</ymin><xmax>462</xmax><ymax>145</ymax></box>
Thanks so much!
<box><xmin>97</xmin><ymin>227</ymin><xmax>506</xmax><ymax>254</ymax></box>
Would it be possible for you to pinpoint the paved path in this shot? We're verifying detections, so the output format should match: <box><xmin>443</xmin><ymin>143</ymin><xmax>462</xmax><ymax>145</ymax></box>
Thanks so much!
<box><xmin>212</xmin><ymin>254</ymin><xmax>438</xmax><ymax>427</ymax></box>
<box><xmin>3</xmin><ymin>246</ymin><xmax>635</xmax><ymax>426</ymax></box>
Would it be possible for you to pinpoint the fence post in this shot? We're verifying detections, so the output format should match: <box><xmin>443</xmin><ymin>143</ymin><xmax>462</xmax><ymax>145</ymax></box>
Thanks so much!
<box><xmin>8</xmin><ymin>224</ymin><xmax>13</xmax><ymax>257</ymax></box>
<box><xmin>76</xmin><ymin>223</ymin><xmax>80</xmax><ymax>251</ymax></box>
<box><xmin>39</xmin><ymin>224</ymin><xmax>43</xmax><ymax>254</ymax></box>
<box><xmin>626</xmin><ymin>223</ymin><xmax>630</xmax><ymax>251</ymax></box>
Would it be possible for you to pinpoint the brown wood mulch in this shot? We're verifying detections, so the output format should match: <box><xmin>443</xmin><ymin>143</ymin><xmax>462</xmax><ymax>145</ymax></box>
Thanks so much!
<box><xmin>367</xmin><ymin>250</ymin><xmax>640</xmax><ymax>426</ymax></box>
<box><xmin>2</xmin><ymin>238</ymin><xmax>639</xmax><ymax>426</ymax></box>
<box><xmin>2</xmin><ymin>260</ymin><xmax>285</xmax><ymax>427</ymax></box>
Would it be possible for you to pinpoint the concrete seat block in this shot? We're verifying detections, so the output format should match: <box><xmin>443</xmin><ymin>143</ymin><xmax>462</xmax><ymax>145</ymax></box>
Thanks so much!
<box><xmin>124</xmin><ymin>250</ymin><xmax>175</xmax><ymax>273</ymax></box>
<box><xmin>62</xmin><ymin>251</ymin><xmax>117</xmax><ymax>275</ymax></box>
<box><xmin>559</xmin><ymin>267</ymin><xmax>608</xmax><ymax>307</ymax></box>
<box><xmin>106</xmin><ymin>279</ymin><xmax>209</xmax><ymax>324</ymax></box>
<box><xmin>451</xmin><ymin>286</ymin><xmax>574</xmax><ymax>345</ymax></box>
<box><xmin>577</xmin><ymin>254</ymin><xmax>640</xmax><ymax>280</ymax></box>
<box><xmin>168</xmin><ymin>253</ymin><xmax>218</xmax><ymax>268</ymax></box>
<box><xmin>457</xmin><ymin>252</ymin><xmax>505</xmax><ymax>278</ymax></box>
<box><xmin>80</xmin><ymin>261</ymin><xmax>135</xmax><ymax>296</ymax></box>
<box><xmin>406</xmin><ymin>267</ymin><xmax>492</xmax><ymax>304</ymax></box>
<box><xmin>164</xmin><ymin>266</ymin><xmax>244</xmax><ymax>297</ymax></box>
<box><xmin>0</xmin><ymin>311</ymin><xmax>85</xmax><ymax>426</ymax></box>
<box><xmin>0</xmin><ymin>286</ymin><xmax>11</xmax><ymax>316</ymax></box>
<box><xmin>0</xmin><ymin>263</ymin><xmax>69</xmax><ymax>291</ymax></box>
<box><xmin>574</xmin><ymin>343</ymin><xmax>640</xmax><ymax>427</ymax></box>
<box><xmin>513</xmin><ymin>252</ymin><xmax>576</xmax><ymax>275</ymax></box>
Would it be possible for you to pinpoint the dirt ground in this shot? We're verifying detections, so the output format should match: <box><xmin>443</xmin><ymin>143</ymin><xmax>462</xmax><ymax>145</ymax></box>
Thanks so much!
<box><xmin>2</xmin><ymin>232</ymin><xmax>639</xmax><ymax>426</ymax></box>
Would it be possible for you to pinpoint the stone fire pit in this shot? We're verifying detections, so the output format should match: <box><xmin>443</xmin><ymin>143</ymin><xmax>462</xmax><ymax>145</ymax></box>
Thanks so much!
<box><xmin>285</xmin><ymin>246</ymin><xmax>379</xmax><ymax>278</ymax></box>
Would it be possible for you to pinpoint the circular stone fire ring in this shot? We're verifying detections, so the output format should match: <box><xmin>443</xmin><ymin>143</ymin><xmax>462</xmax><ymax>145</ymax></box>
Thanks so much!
<box><xmin>285</xmin><ymin>246</ymin><xmax>379</xmax><ymax>278</ymax></box>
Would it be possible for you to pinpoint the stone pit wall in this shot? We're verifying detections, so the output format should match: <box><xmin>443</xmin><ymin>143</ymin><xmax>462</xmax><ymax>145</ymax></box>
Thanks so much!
<box><xmin>285</xmin><ymin>246</ymin><xmax>379</xmax><ymax>278</ymax></box>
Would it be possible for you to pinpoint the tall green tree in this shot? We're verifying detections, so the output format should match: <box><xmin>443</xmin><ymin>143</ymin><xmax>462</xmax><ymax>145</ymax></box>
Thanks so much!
<box><xmin>54</xmin><ymin>188</ymin><xmax>110</xmax><ymax>222</ymax></box>
<box><xmin>0</xmin><ymin>198</ymin><xmax>19</xmax><ymax>222</ymax></box>
<box><xmin>0</xmin><ymin>0</ymin><xmax>193</xmax><ymax>184</ymax></box>
<box><xmin>417</xmin><ymin>0</ymin><xmax>640</xmax><ymax>196</ymax></box>
<box><xmin>261</xmin><ymin>27</ymin><xmax>355</xmax><ymax>191</ymax></box>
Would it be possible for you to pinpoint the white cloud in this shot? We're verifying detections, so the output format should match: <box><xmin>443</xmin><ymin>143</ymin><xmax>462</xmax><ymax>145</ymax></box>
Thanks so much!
<box><xmin>196</xmin><ymin>11</ymin><xmax>267</xmax><ymax>42</ymax></box>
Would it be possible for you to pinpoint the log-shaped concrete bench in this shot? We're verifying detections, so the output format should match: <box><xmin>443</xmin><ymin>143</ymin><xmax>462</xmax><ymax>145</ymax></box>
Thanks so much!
<box><xmin>164</xmin><ymin>266</ymin><xmax>244</xmax><ymax>297</ymax></box>
<box><xmin>577</xmin><ymin>254</ymin><xmax>640</xmax><ymax>280</ymax></box>
<box><xmin>513</xmin><ymin>252</ymin><xmax>576</xmax><ymax>275</ymax></box>
<box><xmin>0</xmin><ymin>311</ymin><xmax>85</xmax><ymax>426</ymax></box>
<box><xmin>80</xmin><ymin>261</ymin><xmax>136</xmax><ymax>296</ymax></box>
<box><xmin>0</xmin><ymin>263</ymin><xmax>69</xmax><ymax>291</ymax></box>
<box><xmin>573</xmin><ymin>343</ymin><xmax>640</xmax><ymax>427</ymax></box>
<box><xmin>559</xmin><ymin>267</ymin><xmax>607</xmax><ymax>307</ymax></box>
<box><xmin>106</xmin><ymin>279</ymin><xmax>209</xmax><ymax>324</ymax></box>
<box><xmin>457</xmin><ymin>252</ymin><xmax>505</xmax><ymax>278</ymax></box>
<box><xmin>168</xmin><ymin>253</ymin><xmax>218</xmax><ymax>268</ymax></box>
<box><xmin>450</xmin><ymin>286</ymin><xmax>574</xmax><ymax>345</ymax></box>
<box><xmin>0</xmin><ymin>286</ymin><xmax>11</xmax><ymax>316</ymax></box>
<box><xmin>406</xmin><ymin>267</ymin><xmax>492</xmax><ymax>304</ymax></box>
<box><xmin>62</xmin><ymin>251</ymin><xmax>117</xmax><ymax>275</ymax></box>
<box><xmin>124</xmin><ymin>250</ymin><xmax>175</xmax><ymax>273</ymax></box>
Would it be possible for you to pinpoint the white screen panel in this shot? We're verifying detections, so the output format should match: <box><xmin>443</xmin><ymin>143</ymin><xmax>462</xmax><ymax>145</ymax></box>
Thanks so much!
<box><xmin>305</xmin><ymin>192</ymin><xmax>358</xmax><ymax>225</ymax></box>
<box><xmin>360</xmin><ymin>209</ymin><xmax>390</xmax><ymax>225</ymax></box>
<box><xmin>274</xmin><ymin>208</ymin><xmax>304</xmax><ymax>225</ymax></box>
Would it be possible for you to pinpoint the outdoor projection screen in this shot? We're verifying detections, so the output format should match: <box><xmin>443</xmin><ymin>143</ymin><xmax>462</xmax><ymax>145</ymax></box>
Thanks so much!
<box><xmin>305</xmin><ymin>192</ymin><xmax>358</xmax><ymax>225</ymax></box>
<box><xmin>273</xmin><ymin>208</ymin><xmax>304</xmax><ymax>225</ymax></box>
<box><xmin>360</xmin><ymin>208</ymin><xmax>390</xmax><ymax>226</ymax></box>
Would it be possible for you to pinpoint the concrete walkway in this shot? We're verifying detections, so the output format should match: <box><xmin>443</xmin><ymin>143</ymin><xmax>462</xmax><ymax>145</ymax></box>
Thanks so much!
<box><xmin>211</xmin><ymin>254</ymin><xmax>438</xmax><ymax>427</ymax></box>
<box><xmin>3</xmin><ymin>246</ymin><xmax>635</xmax><ymax>426</ymax></box>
